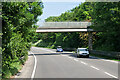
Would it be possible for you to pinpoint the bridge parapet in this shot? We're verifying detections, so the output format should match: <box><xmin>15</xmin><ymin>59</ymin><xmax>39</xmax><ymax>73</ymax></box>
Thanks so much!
<box><xmin>38</xmin><ymin>22</ymin><xmax>92</xmax><ymax>29</ymax></box>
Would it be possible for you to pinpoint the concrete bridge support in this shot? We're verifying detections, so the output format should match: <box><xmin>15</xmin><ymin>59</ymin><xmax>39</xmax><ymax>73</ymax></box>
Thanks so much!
<box><xmin>88</xmin><ymin>32</ymin><xmax>93</xmax><ymax>50</ymax></box>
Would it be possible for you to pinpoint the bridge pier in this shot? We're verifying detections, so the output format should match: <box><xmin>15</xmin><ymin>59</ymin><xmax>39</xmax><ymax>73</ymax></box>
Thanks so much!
<box><xmin>88</xmin><ymin>32</ymin><xmax>93</xmax><ymax>50</ymax></box>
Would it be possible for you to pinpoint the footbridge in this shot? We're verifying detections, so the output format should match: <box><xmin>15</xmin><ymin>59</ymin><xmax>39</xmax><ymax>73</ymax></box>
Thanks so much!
<box><xmin>36</xmin><ymin>22</ymin><xmax>93</xmax><ymax>32</ymax></box>
<box><xmin>36</xmin><ymin>22</ymin><xmax>95</xmax><ymax>50</ymax></box>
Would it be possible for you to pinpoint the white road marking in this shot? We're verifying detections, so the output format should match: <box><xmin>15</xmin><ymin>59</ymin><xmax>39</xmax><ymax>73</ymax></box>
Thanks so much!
<box><xmin>68</xmin><ymin>57</ymin><xmax>73</xmax><ymax>59</ymax></box>
<box><xmin>30</xmin><ymin>51</ymin><xmax>37</xmax><ymax>80</ymax></box>
<box><xmin>80</xmin><ymin>61</ymin><xmax>88</xmax><ymax>65</ymax></box>
<box><xmin>90</xmin><ymin>66</ymin><xmax>100</xmax><ymax>70</ymax></box>
<box><xmin>74</xmin><ymin>59</ymin><xmax>79</xmax><ymax>61</ymax></box>
<box><xmin>104</xmin><ymin>72</ymin><xmax>118</xmax><ymax>78</ymax></box>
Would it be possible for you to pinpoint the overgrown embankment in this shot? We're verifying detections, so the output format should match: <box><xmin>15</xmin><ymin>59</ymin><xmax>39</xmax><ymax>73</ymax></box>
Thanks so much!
<box><xmin>2</xmin><ymin>2</ymin><xmax>43</xmax><ymax>78</ymax></box>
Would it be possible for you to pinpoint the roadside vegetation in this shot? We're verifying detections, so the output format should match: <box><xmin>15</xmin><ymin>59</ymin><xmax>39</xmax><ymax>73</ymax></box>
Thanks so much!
<box><xmin>2</xmin><ymin>2</ymin><xmax>43</xmax><ymax>78</ymax></box>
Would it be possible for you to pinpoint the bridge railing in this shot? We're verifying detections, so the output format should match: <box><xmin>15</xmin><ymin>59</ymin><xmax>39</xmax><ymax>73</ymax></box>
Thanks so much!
<box><xmin>38</xmin><ymin>22</ymin><xmax>92</xmax><ymax>29</ymax></box>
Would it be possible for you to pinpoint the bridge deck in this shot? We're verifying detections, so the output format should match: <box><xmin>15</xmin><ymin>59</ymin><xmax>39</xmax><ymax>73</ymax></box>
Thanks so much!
<box><xmin>36</xmin><ymin>22</ymin><xmax>93</xmax><ymax>32</ymax></box>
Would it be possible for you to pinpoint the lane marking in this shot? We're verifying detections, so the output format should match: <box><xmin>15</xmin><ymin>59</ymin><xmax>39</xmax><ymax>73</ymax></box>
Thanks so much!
<box><xmin>90</xmin><ymin>66</ymin><xmax>100</xmax><ymax>70</ymax></box>
<box><xmin>30</xmin><ymin>51</ymin><xmax>37</xmax><ymax>79</ymax></box>
<box><xmin>68</xmin><ymin>57</ymin><xmax>73</xmax><ymax>59</ymax></box>
<box><xmin>74</xmin><ymin>59</ymin><xmax>78</xmax><ymax>61</ymax></box>
<box><xmin>104</xmin><ymin>72</ymin><xmax>118</xmax><ymax>78</ymax></box>
<box><xmin>80</xmin><ymin>61</ymin><xmax>88</xmax><ymax>65</ymax></box>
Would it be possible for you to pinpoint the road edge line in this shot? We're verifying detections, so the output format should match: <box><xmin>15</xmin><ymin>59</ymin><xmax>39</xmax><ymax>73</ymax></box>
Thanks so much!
<box><xmin>30</xmin><ymin>51</ymin><xmax>37</xmax><ymax>79</ymax></box>
<box><xmin>104</xmin><ymin>72</ymin><xmax>118</xmax><ymax>78</ymax></box>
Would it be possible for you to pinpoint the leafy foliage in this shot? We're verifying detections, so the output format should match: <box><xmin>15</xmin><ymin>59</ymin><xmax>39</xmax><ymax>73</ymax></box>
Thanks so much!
<box><xmin>90</xmin><ymin>2</ymin><xmax>120</xmax><ymax>51</ymax></box>
<box><xmin>36</xmin><ymin>32</ymin><xmax>84</xmax><ymax>49</ymax></box>
<box><xmin>2</xmin><ymin>2</ymin><xmax>43</xmax><ymax>78</ymax></box>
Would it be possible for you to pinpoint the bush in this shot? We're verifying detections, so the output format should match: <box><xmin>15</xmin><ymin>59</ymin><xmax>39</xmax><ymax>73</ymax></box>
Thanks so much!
<box><xmin>2</xmin><ymin>2</ymin><xmax>43</xmax><ymax>78</ymax></box>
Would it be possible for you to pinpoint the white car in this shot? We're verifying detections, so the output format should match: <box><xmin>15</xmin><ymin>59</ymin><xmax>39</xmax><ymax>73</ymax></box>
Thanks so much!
<box><xmin>76</xmin><ymin>48</ymin><xmax>89</xmax><ymax>58</ymax></box>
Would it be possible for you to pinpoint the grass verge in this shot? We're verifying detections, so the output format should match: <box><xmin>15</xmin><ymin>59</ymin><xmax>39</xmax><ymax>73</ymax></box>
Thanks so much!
<box><xmin>2</xmin><ymin>54</ymin><xmax>28</xmax><ymax>79</ymax></box>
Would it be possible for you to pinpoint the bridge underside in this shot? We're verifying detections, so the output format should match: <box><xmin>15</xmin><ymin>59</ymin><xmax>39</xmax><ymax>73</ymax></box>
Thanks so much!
<box><xmin>36</xmin><ymin>29</ymin><xmax>93</xmax><ymax>33</ymax></box>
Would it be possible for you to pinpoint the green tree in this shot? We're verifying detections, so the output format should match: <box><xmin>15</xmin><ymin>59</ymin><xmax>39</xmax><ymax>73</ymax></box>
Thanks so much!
<box><xmin>90</xmin><ymin>2</ymin><xmax>120</xmax><ymax>51</ymax></box>
<box><xmin>2</xmin><ymin>2</ymin><xmax>43</xmax><ymax>78</ymax></box>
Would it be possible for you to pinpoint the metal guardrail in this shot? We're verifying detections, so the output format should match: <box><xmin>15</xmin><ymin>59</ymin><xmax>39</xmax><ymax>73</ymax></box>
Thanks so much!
<box><xmin>89</xmin><ymin>50</ymin><xmax>120</xmax><ymax>59</ymax></box>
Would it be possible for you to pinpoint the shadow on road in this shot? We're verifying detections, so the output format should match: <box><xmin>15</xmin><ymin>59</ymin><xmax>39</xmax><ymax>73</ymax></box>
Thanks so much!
<box><xmin>29</xmin><ymin>51</ymin><xmax>100</xmax><ymax>60</ymax></box>
<box><xmin>30</xmin><ymin>53</ymin><xmax>61</xmax><ymax>56</ymax></box>
<box><xmin>29</xmin><ymin>52</ymin><xmax>72</xmax><ymax>56</ymax></box>
<box><xmin>29</xmin><ymin>51</ymin><xmax>73</xmax><ymax>56</ymax></box>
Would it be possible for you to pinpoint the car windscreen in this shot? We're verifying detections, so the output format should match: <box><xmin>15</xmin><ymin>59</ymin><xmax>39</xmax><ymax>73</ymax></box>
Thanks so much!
<box><xmin>57</xmin><ymin>48</ymin><xmax>62</xmax><ymax>49</ymax></box>
<box><xmin>57</xmin><ymin>46</ymin><xmax>61</xmax><ymax>48</ymax></box>
<box><xmin>79</xmin><ymin>49</ymin><xmax>88</xmax><ymax>51</ymax></box>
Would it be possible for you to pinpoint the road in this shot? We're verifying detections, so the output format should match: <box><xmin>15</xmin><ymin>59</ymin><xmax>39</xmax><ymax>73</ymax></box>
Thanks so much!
<box><xmin>30</xmin><ymin>47</ymin><xmax>118</xmax><ymax>79</ymax></box>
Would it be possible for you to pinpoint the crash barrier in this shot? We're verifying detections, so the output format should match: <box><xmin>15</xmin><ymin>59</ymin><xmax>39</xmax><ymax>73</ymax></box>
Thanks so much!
<box><xmin>89</xmin><ymin>50</ymin><xmax>120</xmax><ymax>59</ymax></box>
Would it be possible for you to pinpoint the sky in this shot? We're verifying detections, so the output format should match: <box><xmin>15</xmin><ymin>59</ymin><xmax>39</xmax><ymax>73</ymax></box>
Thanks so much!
<box><xmin>37</xmin><ymin>1</ymin><xmax>84</xmax><ymax>25</ymax></box>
